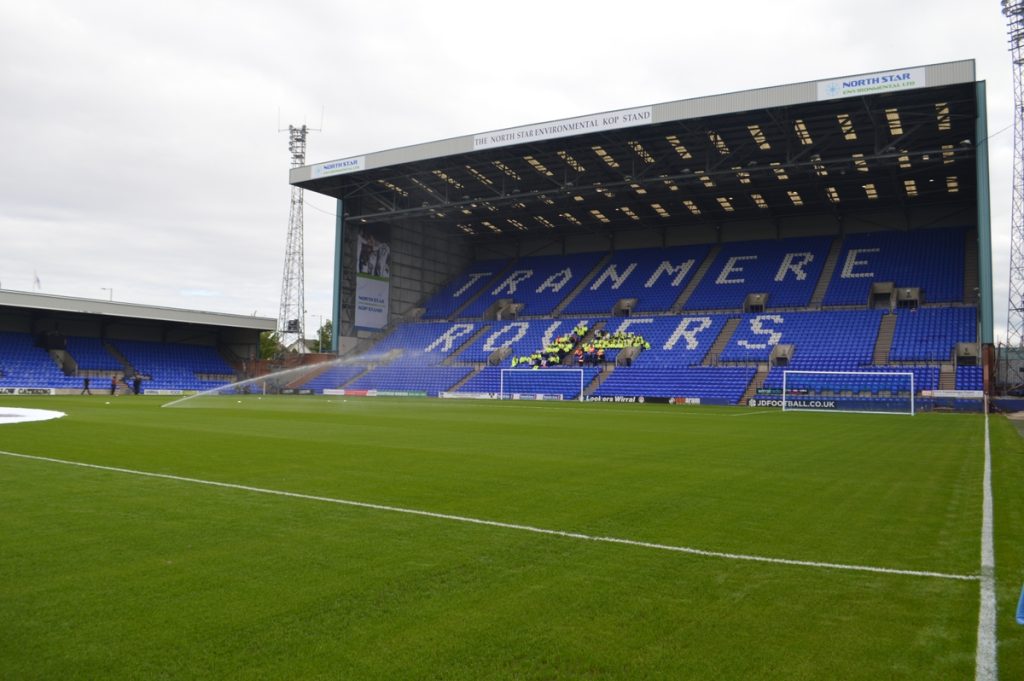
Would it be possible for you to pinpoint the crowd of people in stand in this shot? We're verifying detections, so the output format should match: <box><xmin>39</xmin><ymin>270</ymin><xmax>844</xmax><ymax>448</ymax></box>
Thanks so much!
<box><xmin>510</xmin><ymin>323</ymin><xmax>651</xmax><ymax>369</ymax></box>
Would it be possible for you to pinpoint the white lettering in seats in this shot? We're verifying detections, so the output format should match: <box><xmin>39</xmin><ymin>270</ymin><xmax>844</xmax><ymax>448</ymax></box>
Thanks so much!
<box><xmin>775</xmin><ymin>252</ymin><xmax>814</xmax><ymax>281</ymax></box>
<box><xmin>536</xmin><ymin>268</ymin><xmax>572</xmax><ymax>293</ymax></box>
<box><xmin>455</xmin><ymin>272</ymin><xmax>492</xmax><ymax>297</ymax></box>
<box><xmin>483</xmin><ymin>322</ymin><xmax>529</xmax><ymax>351</ymax></box>
<box><xmin>590</xmin><ymin>263</ymin><xmax>637</xmax><ymax>290</ymax></box>
<box><xmin>840</xmin><ymin>248</ymin><xmax>880</xmax><ymax>279</ymax></box>
<box><xmin>736</xmin><ymin>315</ymin><xmax>783</xmax><ymax>349</ymax></box>
<box><xmin>492</xmin><ymin>270</ymin><xmax>533</xmax><ymax>295</ymax></box>
<box><xmin>425</xmin><ymin>324</ymin><xmax>477</xmax><ymax>352</ymax></box>
<box><xmin>664</xmin><ymin>317</ymin><xmax>713</xmax><ymax>351</ymax></box>
<box><xmin>716</xmin><ymin>256</ymin><xmax>757</xmax><ymax>284</ymax></box>
<box><xmin>645</xmin><ymin>260</ymin><xmax>695</xmax><ymax>288</ymax></box>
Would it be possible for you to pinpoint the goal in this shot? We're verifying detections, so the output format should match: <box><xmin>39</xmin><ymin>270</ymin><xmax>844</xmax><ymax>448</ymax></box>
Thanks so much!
<box><xmin>781</xmin><ymin>370</ymin><xmax>916</xmax><ymax>415</ymax></box>
<box><xmin>499</xmin><ymin>368</ymin><xmax>585</xmax><ymax>402</ymax></box>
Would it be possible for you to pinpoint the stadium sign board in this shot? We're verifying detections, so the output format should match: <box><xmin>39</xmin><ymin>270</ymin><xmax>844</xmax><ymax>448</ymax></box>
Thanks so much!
<box><xmin>749</xmin><ymin>397</ymin><xmax>838</xmax><ymax>409</ymax></box>
<box><xmin>923</xmin><ymin>389</ymin><xmax>984</xmax><ymax>398</ymax></box>
<box><xmin>817</xmin><ymin>67</ymin><xmax>926</xmax><ymax>100</ymax></box>
<box><xmin>584</xmin><ymin>396</ymin><xmax>699</xmax><ymax>405</ymax></box>
<box><xmin>473</xmin><ymin>106</ymin><xmax>653</xmax><ymax>151</ymax></box>
<box><xmin>324</xmin><ymin>389</ymin><xmax>427</xmax><ymax>398</ymax></box>
<box><xmin>311</xmin><ymin>156</ymin><xmax>366</xmax><ymax>178</ymax></box>
<box><xmin>0</xmin><ymin>387</ymin><xmax>55</xmax><ymax>396</ymax></box>
<box><xmin>439</xmin><ymin>392</ymin><xmax>499</xmax><ymax>400</ymax></box>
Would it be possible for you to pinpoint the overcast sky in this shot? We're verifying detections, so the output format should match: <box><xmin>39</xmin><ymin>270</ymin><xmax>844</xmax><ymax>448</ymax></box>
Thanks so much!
<box><xmin>0</xmin><ymin>1</ymin><xmax>1015</xmax><ymax>338</ymax></box>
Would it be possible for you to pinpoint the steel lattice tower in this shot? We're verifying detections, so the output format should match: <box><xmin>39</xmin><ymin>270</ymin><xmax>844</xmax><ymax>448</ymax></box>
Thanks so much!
<box><xmin>278</xmin><ymin>125</ymin><xmax>309</xmax><ymax>349</ymax></box>
<box><xmin>1004</xmin><ymin>0</ymin><xmax>1024</xmax><ymax>345</ymax></box>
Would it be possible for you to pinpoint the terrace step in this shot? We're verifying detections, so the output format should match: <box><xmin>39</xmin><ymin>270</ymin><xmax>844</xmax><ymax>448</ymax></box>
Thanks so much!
<box><xmin>447</xmin><ymin>260</ymin><xmax>517</xmax><ymax>320</ymax></box>
<box><xmin>448</xmin><ymin>365</ymin><xmax>483</xmax><ymax>393</ymax></box>
<box><xmin>103</xmin><ymin>341</ymin><xmax>134</xmax><ymax>374</ymax></box>
<box><xmin>550</xmin><ymin>252</ymin><xmax>613</xmax><ymax>317</ymax></box>
<box><xmin>444</xmin><ymin>325</ymin><xmax>493</xmax><ymax>363</ymax></box>
<box><xmin>939</xmin><ymin>363</ymin><xmax>956</xmax><ymax>390</ymax></box>
<box><xmin>560</xmin><ymin>321</ymin><xmax>606</xmax><ymax>365</ymax></box>
<box><xmin>702</xmin><ymin>317</ymin><xmax>741</xmax><ymax>366</ymax></box>
<box><xmin>809</xmin><ymin>236</ymin><xmax>843</xmax><ymax>308</ymax></box>
<box><xmin>739</xmin><ymin>364</ymin><xmax>769</xmax><ymax>405</ymax></box>
<box><xmin>583</xmin><ymin>365</ymin><xmax>614</xmax><ymax>396</ymax></box>
<box><xmin>339</xmin><ymin>366</ymin><xmax>373</xmax><ymax>388</ymax></box>
<box><xmin>671</xmin><ymin>244</ymin><xmax>720</xmax><ymax>313</ymax></box>
<box><xmin>872</xmin><ymin>313</ymin><xmax>897</xmax><ymax>365</ymax></box>
<box><xmin>287</xmin><ymin>364</ymin><xmax>332</xmax><ymax>389</ymax></box>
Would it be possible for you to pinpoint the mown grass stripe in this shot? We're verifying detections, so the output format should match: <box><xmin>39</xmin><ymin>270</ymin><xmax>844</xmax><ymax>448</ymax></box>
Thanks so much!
<box><xmin>0</xmin><ymin>449</ymin><xmax>979</xmax><ymax>582</ymax></box>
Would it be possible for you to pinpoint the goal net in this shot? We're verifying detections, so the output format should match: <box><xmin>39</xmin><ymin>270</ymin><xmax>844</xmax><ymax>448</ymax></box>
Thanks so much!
<box><xmin>499</xmin><ymin>368</ymin><xmax>585</xmax><ymax>402</ymax></box>
<box><xmin>781</xmin><ymin>370</ymin><xmax>915</xmax><ymax>415</ymax></box>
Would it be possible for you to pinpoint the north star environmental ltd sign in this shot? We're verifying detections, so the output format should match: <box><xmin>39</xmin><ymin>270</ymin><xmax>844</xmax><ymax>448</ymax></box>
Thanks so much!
<box><xmin>817</xmin><ymin>67</ymin><xmax>926</xmax><ymax>100</ymax></box>
<box><xmin>473</xmin><ymin>106</ymin><xmax>653</xmax><ymax>151</ymax></box>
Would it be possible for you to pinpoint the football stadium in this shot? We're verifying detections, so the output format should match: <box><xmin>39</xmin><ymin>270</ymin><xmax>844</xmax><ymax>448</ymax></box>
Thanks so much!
<box><xmin>2</xmin><ymin>60</ymin><xmax>1023</xmax><ymax>679</ymax></box>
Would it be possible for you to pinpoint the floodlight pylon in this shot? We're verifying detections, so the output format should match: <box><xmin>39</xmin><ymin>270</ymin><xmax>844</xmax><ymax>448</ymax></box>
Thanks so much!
<box><xmin>1003</xmin><ymin>0</ymin><xmax>1024</xmax><ymax>346</ymax></box>
<box><xmin>278</xmin><ymin>125</ymin><xmax>310</xmax><ymax>349</ymax></box>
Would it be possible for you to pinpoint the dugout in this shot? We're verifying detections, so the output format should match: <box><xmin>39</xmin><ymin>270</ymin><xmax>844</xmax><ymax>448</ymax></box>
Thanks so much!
<box><xmin>291</xmin><ymin>60</ymin><xmax>993</xmax><ymax>390</ymax></box>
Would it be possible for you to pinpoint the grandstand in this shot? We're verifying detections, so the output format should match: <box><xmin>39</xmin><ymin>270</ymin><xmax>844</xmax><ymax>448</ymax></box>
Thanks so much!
<box><xmin>0</xmin><ymin>290</ymin><xmax>274</xmax><ymax>395</ymax></box>
<box><xmin>290</xmin><ymin>234</ymin><xmax>979</xmax><ymax>405</ymax></box>
<box><xmin>288</xmin><ymin>60</ymin><xmax>991</xmax><ymax>411</ymax></box>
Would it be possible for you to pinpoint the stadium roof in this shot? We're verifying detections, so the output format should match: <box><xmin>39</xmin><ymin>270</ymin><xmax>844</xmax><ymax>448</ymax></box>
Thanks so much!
<box><xmin>0</xmin><ymin>290</ymin><xmax>276</xmax><ymax>331</ymax></box>
<box><xmin>292</xmin><ymin>60</ymin><xmax>980</xmax><ymax>241</ymax></box>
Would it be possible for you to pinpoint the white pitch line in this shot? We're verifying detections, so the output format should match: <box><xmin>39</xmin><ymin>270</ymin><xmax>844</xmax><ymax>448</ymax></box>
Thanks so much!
<box><xmin>0</xmin><ymin>449</ymin><xmax>979</xmax><ymax>582</ymax></box>
<box><xmin>975</xmin><ymin>408</ymin><xmax>998</xmax><ymax>681</ymax></box>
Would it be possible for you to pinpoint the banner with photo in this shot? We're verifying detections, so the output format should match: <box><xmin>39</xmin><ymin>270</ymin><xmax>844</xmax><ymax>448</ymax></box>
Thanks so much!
<box><xmin>355</xmin><ymin>226</ymin><xmax>391</xmax><ymax>330</ymax></box>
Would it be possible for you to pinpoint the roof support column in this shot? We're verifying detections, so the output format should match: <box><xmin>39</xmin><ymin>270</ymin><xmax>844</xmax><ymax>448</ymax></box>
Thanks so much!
<box><xmin>975</xmin><ymin>81</ymin><xmax>993</xmax><ymax>345</ymax></box>
<box><xmin>331</xmin><ymin>198</ymin><xmax>345</xmax><ymax>353</ymax></box>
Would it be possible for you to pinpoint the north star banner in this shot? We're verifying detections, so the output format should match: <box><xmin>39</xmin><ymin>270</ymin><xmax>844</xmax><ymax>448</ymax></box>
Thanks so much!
<box><xmin>473</xmin><ymin>106</ymin><xmax>653</xmax><ymax>151</ymax></box>
<box><xmin>816</xmin><ymin>67</ymin><xmax>926</xmax><ymax>100</ymax></box>
<box><xmin>311</xmin><ymin>156</ymin><xmax>365</xmax><ymax>178</ymax></box>
<box><xmin>355</xmin><ymin>226</ymin><xmax>391</xmax><ymax>330</ymax></box>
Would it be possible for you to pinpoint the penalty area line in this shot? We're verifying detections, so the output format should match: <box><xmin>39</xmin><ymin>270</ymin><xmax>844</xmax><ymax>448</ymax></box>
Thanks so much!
<box><xmin>0</xmin><ymin>449</ymin><xmax>979</xmax><ymax>583</ymax></box>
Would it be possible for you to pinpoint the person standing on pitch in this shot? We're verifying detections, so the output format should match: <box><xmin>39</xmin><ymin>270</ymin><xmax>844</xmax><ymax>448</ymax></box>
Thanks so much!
<box><xmin>81</xmin><ymin>376</ymin><xmax>92</xmax><ymax>395</ymax></box>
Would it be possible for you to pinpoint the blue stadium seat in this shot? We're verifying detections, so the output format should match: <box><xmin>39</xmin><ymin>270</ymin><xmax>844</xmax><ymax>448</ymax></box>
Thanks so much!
<box><xmin>421</xmin><ymin>258</ymin><xmax>510</xmax><ymax>319</ymax></box>
<box><xmin>0</xmin><ymin>332</ymin><xmax>80</xmax><ymax>389</ymax></box>
<box><xmin>346</xmin><ymin>366</ymin><xmax>473</xmax><ymax>397</ymax></box>
<box><xmin>455</xmin><ymin>252</ymin><xmax>605</xmax><ymax>318</ymax></box>
<box><xmin>563</xmin><ymin>244</ymin><xmax>711</xmax><ymax>314</ymax></box>
<box><xmin>822</xmin><ymin>227</ymin><xmax>965</xmax><ymax>305</ymax></box>
<box><xmin>66</xmin><ymin>337</ymin><xmax>122</xmax><ymax>371</ymax></box>
<box><xmin>111</xmin><ymin>340</ymin><xmax>236</xmax><ymax>391</ymax></box>
<box><xmin>355</xmin><ymin>228</ymin><xmax>977</xmax><ymax>407</ymax></box>
<box><xmin>685</xmin><ymin>236</ymin><xmax>832</xmax><ymax>310</ymax></box>
<box><xmin>889</xmin><ymin>307</ymin><xmax>977</xmax><ymax>362</ymax></box>
<box><xmin>723</xmin><ymin>310</ymin><xmax>883</xmax><ymax>366</ymax></box>
<box><xmin>298</xmin><ymin>365</ymin><xmax>368</xmax><ymax>393</ymax></box>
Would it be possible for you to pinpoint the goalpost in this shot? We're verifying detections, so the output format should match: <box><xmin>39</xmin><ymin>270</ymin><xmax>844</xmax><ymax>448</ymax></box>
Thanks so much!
<box><xmin>499</xmin><ymin>368</ymin><xmax>585</xmax><ymax>402</ymax></box>
<box><xmin>781</xmin><ymin>370</ymin><xmax>916</xmax><ymax>415</ymax></box>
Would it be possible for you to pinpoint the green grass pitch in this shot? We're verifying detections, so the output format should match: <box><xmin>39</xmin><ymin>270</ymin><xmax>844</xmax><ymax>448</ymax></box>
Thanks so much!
<box><xmin>0</xmin><ymin>395</ymin><xmax>1021</xmax><ymax>679</ymax></box>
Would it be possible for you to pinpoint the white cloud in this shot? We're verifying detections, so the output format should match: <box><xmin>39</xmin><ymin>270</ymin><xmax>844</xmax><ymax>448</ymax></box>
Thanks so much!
<box><xmin>0</xmin><ymin>0</ymin><xmax>1015</xmax><ymax>336</ymax></box>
